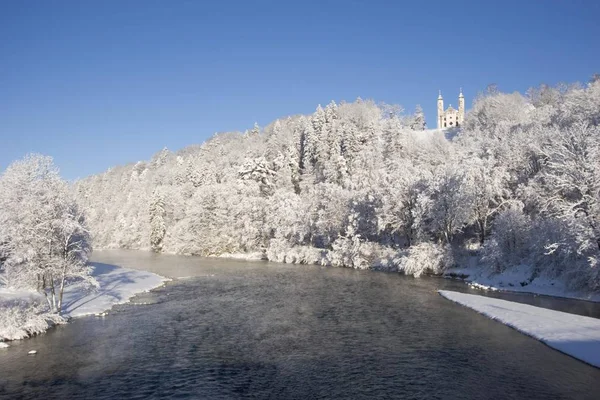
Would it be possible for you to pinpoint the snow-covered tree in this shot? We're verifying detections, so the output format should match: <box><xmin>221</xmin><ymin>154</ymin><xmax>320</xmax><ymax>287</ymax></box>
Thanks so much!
<box><xmin>410</xmin><ymin>105</ymin><xmax>426</xmax><ymax>131</ymax></box>
<box><xmin>481</xmin><ymin>203</ymin><xmax>531</xmax><ymax>272</ymax></box>
<box><xmin>0</xmin><ymin>154</ymin><xmax>95</xmax><ymax>314</ymax></box>
<box><xmin>422</xmin><ymin>167</ymin><xmax>475</xmax><ymax>244</ymax></box>
<box><xmin>149</xmin><ymin>189</ymin><xmax>166</xmax><ymax>252</ymax></box>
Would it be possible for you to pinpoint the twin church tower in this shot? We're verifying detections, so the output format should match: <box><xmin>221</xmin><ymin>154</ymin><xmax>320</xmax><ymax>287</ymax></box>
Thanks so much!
<box><xmin>437</xmin><ymin>89</ymin><xmax>465</xmax><ymax>129</ymax></box>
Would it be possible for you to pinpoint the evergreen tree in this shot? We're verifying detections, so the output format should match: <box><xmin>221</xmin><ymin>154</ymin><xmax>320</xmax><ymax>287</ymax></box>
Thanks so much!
<box><xmin>149</xmin><ymin>190</ymin><xmax>166</xmax><ymax>252</ymax></box>
<box><xmin>410</xmin><ymin>105</ymin><xmax>427</xmax><ymax>131</ymax></box>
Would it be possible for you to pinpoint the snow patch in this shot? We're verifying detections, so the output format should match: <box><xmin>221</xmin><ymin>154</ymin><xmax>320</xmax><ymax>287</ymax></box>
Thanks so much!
<box><xmin>216</xmin><ymin>252</ymin><xmax>265</xmax><ymax>261</ymax></box>
<box><xmin>468</xmin><ymin>282</ymin><xmax>499</xmax><ymax>291</ymax></box>
<box><xmin>0</xmin><ymin>342</ymin><xmax>9</xmax><ymax>349</ymax></box>
<box><xmin>439</xmin><ymin>290</ymin><xmax>600</xmax><ymax>368</ymax></box>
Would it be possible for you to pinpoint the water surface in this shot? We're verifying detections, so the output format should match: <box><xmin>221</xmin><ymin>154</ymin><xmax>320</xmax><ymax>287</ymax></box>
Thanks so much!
<box><xmin>0</xmin><ymin>250</ymin><xmax>598</xmax><ymax>399</ymax></box>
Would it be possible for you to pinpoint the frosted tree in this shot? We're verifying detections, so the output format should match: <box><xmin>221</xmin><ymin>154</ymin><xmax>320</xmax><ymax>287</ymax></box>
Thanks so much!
<box><xmin>324</xmin><ymin>101</ymin><xmax>338</xmax><ymax>123</ymax></box>
<box><xmin>410</xmin><ymin>105</ymin><xmax>426</xmax><ymax>131</ymax></box>
<box><xmin>464</xmin><ymin>157</ymin><xmax>511</xmax><ymax>244</ymax></box>
<box><xmin>300</xmin><ymin>117</ymin><xmax>317</xmax><ymax>177</ymax></box>
<box><xmin>149</xmin><ymin>189</ymin><xmax>166</xmax><ymax>252</ymax></box>
<box><xmin>247</xmin><ymin>122</ymin><xmax>261</xmax><ymax>137</ymax></box>
<box><xmin>328</xmin><ymin>200</ymin><xmax>372</xmax><ymax>269</ymax></box>
<box><xmin>379</xmin><ymin>161</ymin><xmax>428</xmax><ymax>246</ymax></box>
<box><xmin>0</xmin><ymin>154</ymin><xmax>95</xmax><ymax>314</ymax></box>
<box><xmin>481</xmin><ymin>203</ymin><xmax>531</xmax><ymax>272</ymax></box>
<box><xmin>535</xmin><ymin>122</ymin><xmax>600</xmax><ymax>283</ymax></box>
<box><xmin>238</xmin><ymin>156</ymin><xmax>277</xmax><ymax>197</ymax></box>
<box><xmin>312</xmin><ymin>104</ymin><xmax>326</xmax><ymax>134</ymax></box>
<box><xmin>423</xmin><ymin>167</ymin><xmax>475</xmax><ymax>244</ymax></box>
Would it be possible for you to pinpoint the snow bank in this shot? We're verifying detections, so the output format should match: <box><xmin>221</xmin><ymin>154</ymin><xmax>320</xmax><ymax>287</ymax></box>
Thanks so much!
<box><xmin>0</xmin><ymin>262</ymin><xmax>167</xmax><ymax>341</ymax></box>
<box><xmin>0</xmin><ymin>302</ymin><xmax>65</xmax><ymax>341</ymax></box>
<box><xmin>61</xmin><ymin>262</ymin><xmax>168</xmax><ymax>318</ymax></box>
<box><xmin>439</xmin><ymin>290</ymin><xmax>600</xmax><ymax>368</ymax></box>
<box><xmin>216</xmin><ymin>252</ymin><xmax>265</xmax><ymax>261</ymax></box>
<box><xmin>445</xmin><ymin>264</ymin><xmax>600</xmax><ymax>302</ymax></box>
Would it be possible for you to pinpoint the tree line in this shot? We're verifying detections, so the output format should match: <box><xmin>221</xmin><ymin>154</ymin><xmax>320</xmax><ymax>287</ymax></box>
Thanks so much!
<box><xmin>73</xmin><ymin>77</ymin><xmax>600</xmax><ymax>290</ymax></box>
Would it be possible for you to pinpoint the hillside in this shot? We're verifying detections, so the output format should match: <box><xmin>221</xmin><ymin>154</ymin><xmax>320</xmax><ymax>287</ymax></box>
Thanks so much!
<box><xmin>71</xmin><ymin>80</ymin><xmax>600</xmax><ymax>294</ymax></box>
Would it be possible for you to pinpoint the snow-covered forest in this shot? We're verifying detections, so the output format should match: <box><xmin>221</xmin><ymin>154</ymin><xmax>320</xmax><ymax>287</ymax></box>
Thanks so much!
<box><xmin>64</xmin><ymin>78</ymin><xmax>600</xmax><ymax>292</ymax></box>
<box><xmin>1</xmin><ymin>78</ymin><xmax>600</xmax><ymax>306</ymax></box>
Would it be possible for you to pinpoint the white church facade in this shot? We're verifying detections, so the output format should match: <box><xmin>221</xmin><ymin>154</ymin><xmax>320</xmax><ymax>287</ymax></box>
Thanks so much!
<box><xmin>437</xmin><ymin>89</ymin><xmax>465</xmax><ymax>129</ymax></box>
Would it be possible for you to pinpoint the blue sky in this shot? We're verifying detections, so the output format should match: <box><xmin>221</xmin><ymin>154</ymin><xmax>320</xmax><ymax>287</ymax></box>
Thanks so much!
<box><xmin>1</xmin><ymin>0</ymin><xmax>599</xmax><ymax>180</ymax></box>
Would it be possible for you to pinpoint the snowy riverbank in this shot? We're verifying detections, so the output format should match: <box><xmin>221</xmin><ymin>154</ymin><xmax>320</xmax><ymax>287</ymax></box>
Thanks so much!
<box><xmin>107</xmin><ymin>247</ymin><xmax>600</xmax><ymax>304</ymax></box>
<box><xmin>0</xmin><ymin>262</ymin><xmax>168</xmax><ymax>344</ymax></box>
<box><xmin>444</xmin><ymin>264</ymin><xmax>600</xmax><ymax>303</ymax></box>
<box><xmin>176</xmin><ymin>248</ymin><xmax>600</xmax><ymax>303</ymax></box>
<box><xmin>207</xmin><ymin>248</ymin><xmax>600</xmax><ymax>303</ymax></box>
<box><xmin>439</xmin><ymin>290</ymin><xmax>600</xmax><ymax>368</ymax></box>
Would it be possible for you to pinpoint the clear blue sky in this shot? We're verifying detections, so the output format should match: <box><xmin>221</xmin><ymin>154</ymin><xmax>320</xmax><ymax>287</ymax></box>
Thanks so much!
<box><xmin>1</xmin><ymin>0</ymin><xmax>599</xmax><ymax>180</ymax></box>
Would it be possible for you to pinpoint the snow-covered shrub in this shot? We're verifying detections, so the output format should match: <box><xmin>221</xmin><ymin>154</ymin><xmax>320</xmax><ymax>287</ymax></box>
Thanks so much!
<box><xmin>396</xmin><ymin>242</ymin><xmax>453</xmax><ymax>277</ymax></box>
<box><xmin>530</xmin><ymin>217</ymin><xmax>600</xmax><ymax>291</ymax></box>
<box><xmin>265</xmin><ymin>238</ymin><xmax>288</xmax><ymax>263</ymax></box>
<box><xmin>328</xmin><ymin>235</ymin><xmax>379</xmax><ymax>269</ymax></box>
<box><xmin>287</xmin><ymin>246</ymin><xmax>326</xmax><ymax>265</ymax></box>
<box><xmin>0</xmin><ymin>301</ymin><xmax>66</xmax><ymax>341</ymax></box>
<box><xmin>527</xmin><ymin>217</ymin><xmax>580</xmax><ymax>278</ymax></box>
<box><xmin>266</xmin><ymin>238</ymin><xmax>326</xmax><ymax>265</ymax></box>
<box><xmin>564</xmin><ymin>256</ymin><xmax>600</xmax><ymax>292</ymax></box>
<box><xmin>370</xmin><ymin>245</ymin><xmax>403</xmax><ymax>272</ymax></box>
<box><xmin>481</xmin><ymin>204</ymin><xmax>531</xmax><ymax>273</ymax></box>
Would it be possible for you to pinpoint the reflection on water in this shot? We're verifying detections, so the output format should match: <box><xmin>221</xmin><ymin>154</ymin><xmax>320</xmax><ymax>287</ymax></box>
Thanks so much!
<box><xmin>0</xmin><ymin>250</ymin><xmax>598</xmax><ymax>399</ymax></box>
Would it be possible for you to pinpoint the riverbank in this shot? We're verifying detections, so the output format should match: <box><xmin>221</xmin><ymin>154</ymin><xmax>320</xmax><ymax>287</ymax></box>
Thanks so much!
<box><xmin>0</xmin><ymin>262</ymin><xmax>168</xmax><ymax>345</ymax></box>
<box><xmin>444</xmin><ymin>264</ymin><xmax>600</xmax><ymax>303</ymax></box>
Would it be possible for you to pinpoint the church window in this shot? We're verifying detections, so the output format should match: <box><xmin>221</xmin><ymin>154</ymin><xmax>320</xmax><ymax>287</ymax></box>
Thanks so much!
<box><xmin>444</xmin><ymin>123</ymin><xmax>447</xmax><ymax>127</ymax></box>
<box><xmin>449</xmin><ymin>122</ymin><xmax>453</xmax><ymax>126</ymax></box>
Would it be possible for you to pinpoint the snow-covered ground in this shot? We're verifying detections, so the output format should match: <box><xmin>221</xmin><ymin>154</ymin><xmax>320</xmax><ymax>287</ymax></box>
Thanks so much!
<box><xmin>0</xmin><ymin>262</ymin><xmax>168</xmax><ymax>343</ymax></box>
<box><xmin>439</xmin><ymin>290</ymin><xmax>600</xmax><ymax>368</ymax></box>
<box><xmin>61</xmin><ymin>262</ymin><xmax>168</xmax><ymax>318</ymax></box>
<box><xmin>216</xmin><ymin>251</ymin><xmax>265</xmax><ymax>261</ymax></box>
<box><xmin>445</xmin><ymin>263</ymin><xmax>600</xmax><ymax>303</ymax></box>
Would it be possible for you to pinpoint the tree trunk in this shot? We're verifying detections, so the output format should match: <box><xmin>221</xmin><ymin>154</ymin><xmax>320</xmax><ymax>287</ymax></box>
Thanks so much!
<box><xmin>41</xmin><ymin>274</ymin><xmax>53</xmax><ymax>311</ymax></box>
<box><xmin>50</xmin><ymin>273</ymin><xmax>57</xmax><ymax>313</ymax></box>
<box><xmin>57</xmin><ymin>266</ymin><xmax>67</xmax><ymax>314</ymax></box>
<box><xmin>478</xmin><ymin>218</ymin><xmax>486</xmax><ymax>244</ymax></box>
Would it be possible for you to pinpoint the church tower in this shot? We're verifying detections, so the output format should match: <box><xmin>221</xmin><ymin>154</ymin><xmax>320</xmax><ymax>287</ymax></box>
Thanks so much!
<box><xmin>437</xmin><ymin>89</ymin><xmax>465</xmax><ymax>129</ymax></box>
<box><xmin>437</xmin><ymin>91</ymin><xmax>444</xmax><ymax>130</ymax></box>
<box><xmin>458</xmin><ymin>88</ymin><xmax>465</xmax><ymax>125</ymax></box>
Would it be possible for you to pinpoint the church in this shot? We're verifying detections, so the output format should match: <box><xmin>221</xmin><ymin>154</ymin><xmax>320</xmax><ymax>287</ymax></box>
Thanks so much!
<box><xmin>437</xmin><ymin>89</ymin><xmax>465</xmax><ymax>129</ymax></box>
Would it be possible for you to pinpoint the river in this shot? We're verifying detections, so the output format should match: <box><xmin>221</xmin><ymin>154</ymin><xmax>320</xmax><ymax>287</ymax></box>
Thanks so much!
<box><xmin>0</xmin><ymin>250</ymin><xmax>599</xmax><ymax>399</ymax></box>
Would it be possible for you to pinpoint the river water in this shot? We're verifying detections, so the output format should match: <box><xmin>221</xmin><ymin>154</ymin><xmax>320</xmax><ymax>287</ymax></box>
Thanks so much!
<box><xmin>0</xmin><ymin>250</ymin><xmax>599</xmax><ymax>399</ymax></box>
